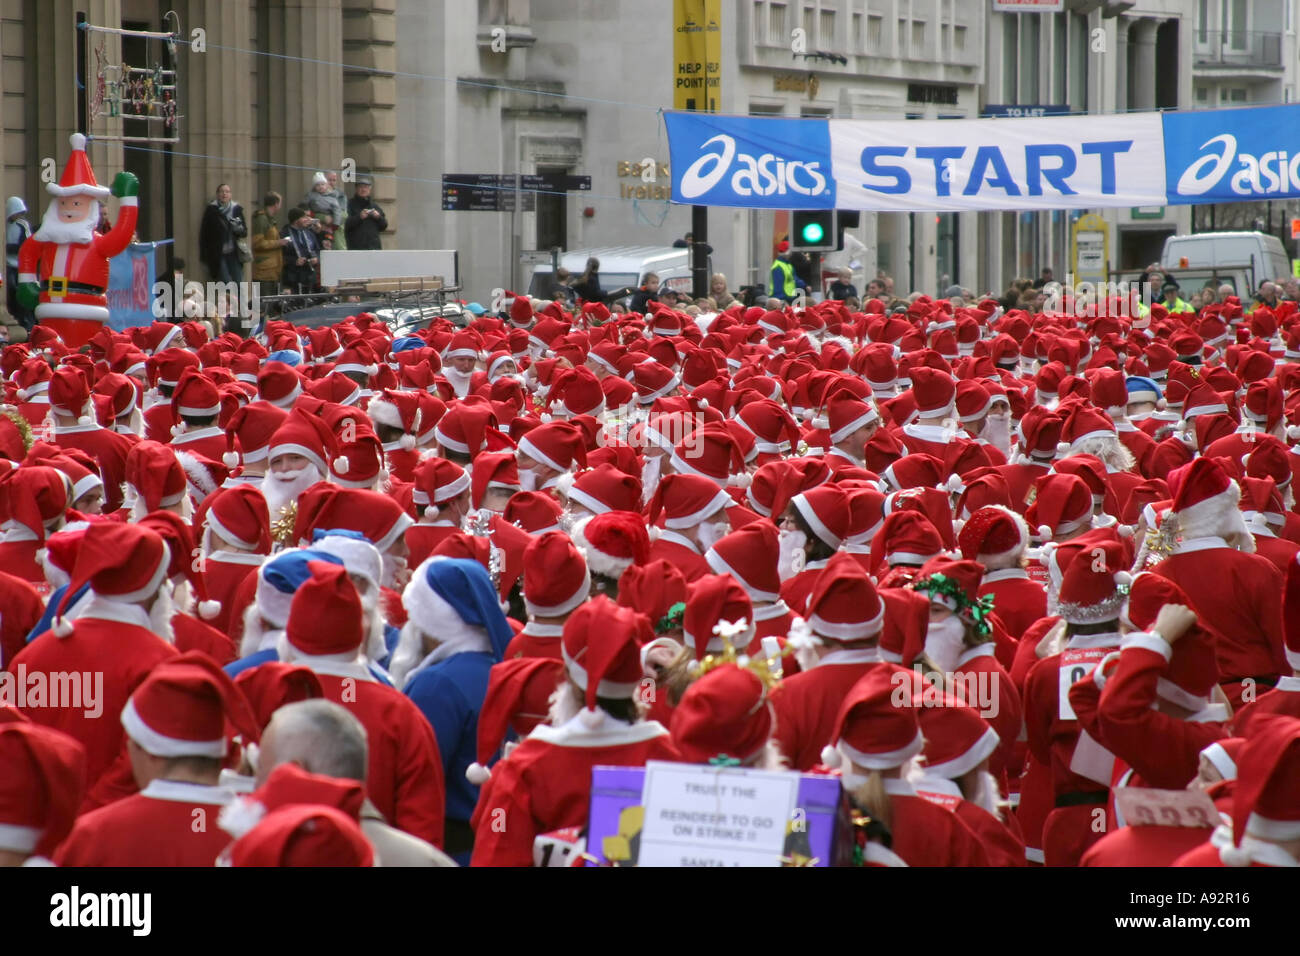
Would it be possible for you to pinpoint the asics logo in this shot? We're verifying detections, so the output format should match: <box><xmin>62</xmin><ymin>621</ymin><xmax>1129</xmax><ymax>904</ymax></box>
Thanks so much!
<box><xmin>679</xmin><ymin>134</ymin><xmax>828</xmax><ymax>200</ymax></box>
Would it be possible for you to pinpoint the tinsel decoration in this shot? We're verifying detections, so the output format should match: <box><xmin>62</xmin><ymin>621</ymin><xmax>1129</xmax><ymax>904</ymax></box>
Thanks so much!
<box><xmin>1</xmin><ymin>408</ymin><xmax>33</xmax><ymax>453</ymax></box>
<box><xmin>911</xmin><ymin>572</ymin><xmax>995</xmax><ymax>638</ymax></box>
<box><xmin>655</xmin><ymin>601</ymin><xmax>686</xmax><ymax>634</ymax></box>
<box><xmin>270</xmin><ymin>501</ymin><xmax>297</xmax><ymax>549</ymax></box>
<box><xmin>694</xmin><ymin>621</ymin><xmax>790</xmax><ymax>694</ymax></box>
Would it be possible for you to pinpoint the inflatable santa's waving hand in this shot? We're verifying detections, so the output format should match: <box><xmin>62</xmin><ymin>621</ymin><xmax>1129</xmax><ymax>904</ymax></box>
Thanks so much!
<box><xmin>17</xmin><ymin>133</ymin><xmax>139</xmax><ymax>348</ymax></box>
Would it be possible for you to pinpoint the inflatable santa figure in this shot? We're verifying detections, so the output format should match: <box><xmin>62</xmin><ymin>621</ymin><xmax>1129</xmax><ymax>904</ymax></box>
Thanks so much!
<box><xmin>16</xmin><ymin>133</ymin><xmax>139</xmax><ymax>348</ymax></box>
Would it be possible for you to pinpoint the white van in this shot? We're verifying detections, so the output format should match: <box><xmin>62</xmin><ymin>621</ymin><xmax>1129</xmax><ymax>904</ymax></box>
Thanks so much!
<box><xmin>1161</xmin><ymin>232</ymin><xmax>1289</xmax><ymax>293</ymax></box>
<box><xmin>526</xmin><ymin>246</ymin><xmax>702</xmax><ymax>302</ymax></box>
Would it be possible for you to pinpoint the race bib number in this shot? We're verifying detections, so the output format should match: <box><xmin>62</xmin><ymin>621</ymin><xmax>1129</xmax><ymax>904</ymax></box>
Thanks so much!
<box><xmin>1058</xmin><ymin>647</ymin><xmax>1110</xmax><ymax>720</ymax></box>
<box><xmin>1024</xmin><ymin>562</ymin><xmax>1051</xmax><ymax>588</ymax></box>
<box><xmin>533</xmin><ymin>827</ymin><xmax>585</xmax><ymax>867</ymax></box>
<box><xmin>916</xmin><ymin>790</ymin><xmax>961</xmax><ymax>813</ymax></box>
<box><xmin>1115</xmin><ymin>788</ymin><xmax>1220</xmax><ymax>830</ymax></box>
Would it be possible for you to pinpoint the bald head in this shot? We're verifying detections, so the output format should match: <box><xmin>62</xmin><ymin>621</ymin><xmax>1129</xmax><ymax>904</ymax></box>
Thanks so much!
<box><xmin>257</xmin><ymin>699</ymin><xmax>368</xmax><ymax>786</ymax></box>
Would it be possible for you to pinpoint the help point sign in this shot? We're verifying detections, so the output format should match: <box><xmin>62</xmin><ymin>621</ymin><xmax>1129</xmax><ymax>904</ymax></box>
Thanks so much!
<box><xmin>637</xmin><ymin>761</ymin><xmax>800</xmax><ymax>866</ymax></box>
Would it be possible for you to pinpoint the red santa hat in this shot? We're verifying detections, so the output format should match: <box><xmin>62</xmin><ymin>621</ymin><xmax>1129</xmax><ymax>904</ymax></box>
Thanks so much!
<box><xmin>869</xmin><ymin>509</ymin><xmax>945</xmax><ymax>574</ymax></box>
<box><xmin>910</xmin><ymin>366</ymin><xmax>956</xmax><ymax>418</ymax></box>
<box><xmin>958</xmin><ymin>504</ymin><xmax>1029</xmax><ymax>564</ymax></box>
<box><xmin>1168</xmin><ymin>457</ymin><xmax>1244</xmax><ymax>542</ymax></box>
<box><xmin>704</xmin><ymin>520</ymin><xmax>783</xmax><ymax>603</ymax></box>
<box><xmin>52</xmin><ymin>522</ymin><xmax>171</xmax><ymax>634</ymax></box>
<box><xmin>206</xmin><ymin>484</ymin><xmax>273</xmax><ymax>553</ymax></box>
<box><xmin>434</xmin><ymin>403</ymin><xmax>498</xmax><ymax>458</ymax></box>
<box><xmin>523</xmin><ymin>531</ymin><xmax>591</xmax><ymax>617</ymax></box>
<box><xmin>682</xmin><ymin>574</ymin><xmax>754</xmax><ymax>659</ymax></box>
<box><xmin>469</xmin><ymin>451</ymin><xmax>521</xmax><ymax>510</ymax></box>
<box><xmin>826</xmin><ymin>393</ymin><xmax>880</xmax><ymax>445</ymax></box>
<box><xmin>367</xmin><ymin>389</ymin><xmax>424</xmax><ymax>450</ymax></box>
<box><xmin>518</xmin><ymin>420</ymin><xmax>587</xmax><ymax>474</ymax></box>
<box><xmin>465</xmin><ymin>657</ymin><xmax>567</xmax><ymax>784</ymax></box>
<box><xmin>912</xmin><ymin>556</ymin><xmax>986</xmax><ymax>617</ymax></box>
<box><xmin>881</xmin><ymin>452</ymin><xmax>944</xmax><ymax>493</ymax></box>
<box><xmin>411</xmin><ymin>457</ymin><xmax>470</xmax><ymax>509</ymax></box>
<box><xmin>745</xmin><ymin>458</ymin><xmax>829</xmax><ymax>518</ymax></box>
<box><xmin>632</xmin><ymin>361</ymin><xmax>681</xmax><ymax>404</ymax></box>
<box><xmin>1025</xmin><ymin>472</ymin><xmax>1094</xmax><ymax>542</ymax></box>
<box><xmin>791</xmin><ymin>483</ymin><xmax>852</xmax><ymax>550</ymax></box>
<box><xmin>329</xmin><ymin>430</ymin><xmax>384</xmax><ymax>488</ymax></box>
<box><xmin>122</xmin><ymin>651</ymin><xmax>259</xmax><ymax>759</ymax></box>
<box><xmin>47</xmin><ymin>133</ymin><xmax>110</xmax><ymax>199</ymax></box>
<box><xmin>803</xmin><ymin>551</ymin><xmax>884</xmax><ymax>643</ymax></box>
<box><xmin>285</xmin><ymin>560</ymin><xmax>365</xmax><ymax>656</ymax></box>
<box><xmin>915</xmin><ymin>697</ymin><xmax>1001</xmax><ymax>779</ymax></box>
<box><xmin>232</xmin><ymin>662</ymin><xmax>323</xmax><ymax>733</ymax></box>
<box><xmin>225</xmin><ymin>804</ymin><xmax>373</xmax><ymax>867</ymax></box>
<box><xmin>647</xmin><ymin>473</ymin><xmax>731</xmax><ymax>529</ymax></box>
<box><xmin>1055</xmin><ymin>536</ymin><xmax>1130</xmax><ymax>625</ymax></box>
<box><xmin>266</xmin><ymin>409</ymin><xmax>335</xmax><ymax>476</ymax></box>
<box><xmin>222</xmin><ymin>401</ymin><xmax>289</xmax><ymax>469</ymax></box>
<box><xmin>561</xmin><ymin>595</ymin><xmax>651</xmax><ymax>719</ymax></box>
<box><xmin>124</xmin><ymin>440</ymin><xmax>187</xmax><ymax>512</ymax></box>
<box><xmin>502</xmin><ymin>490</ymin><xmax>563</xmax><ymax>534</ymax></box>
<box><xmin>0</xmin><ymin>465</ymin><xmax>70</xmax><ymax>543</ymax></box>
<box><xmin>571</xmin><ymin>511</ymin><xmax>649</xmax><ymax>582</ymax></box>
<box><xmin>220</xmin><ymin>762</ymin><xmax>365</xmax><ymax>844</ymax></box>
<box><xmin>670</xmin><ymin>664</ymin><xmax>774</xmax><ymax>765</ymax></box>
<box><xmin>0</xmin><ymin>723</ymin><xmax>86</xmax><ymax>859</ymax></box>
<box><xmin>567</xmin><ymin>463</ymin><xmax>641</xmax><ymax>515</ymax></box>
<box><xmin>668</xmin><ymin>421</ymin><xmax>745</xmax><ymax>487</ymax></box>
<box><xmin>735</xmin><ymin>399</ymin><xmax>801</xmax><ymax>455</ymax></box>
<box><xmin>257</xmin><ymin>361</ymin><xmax>304</xmax><ymax>409</ymax></box>
<box><xmin>293</xmin><ymin>486</ymin><xmax>412</xmax><ymax>553</ymax></box>
<box><xmin>1119</xmin><ymin>571</ymin><xmax>1219</xmax><ymax>711</ymax></box>
<box><xmin>47</xmin><ymin>366</ymin><xmax>93</xmax><ymax>423</ymax></box>
<box><xmin>549</xmin><ymin>366</ymin><xmax>606</xmax><ymax>418</ymax></box>
<box><xmin>171</xmin><ymin>368</ymin><xmax>222</xmax><ymax>421</ymax></box>
<box><xmin>821</xmin><ymin>666</ymin><xmax>923</xmax><ymax>771</ymax></box>
<box><xmin>1220</xmin><ymin>715</ymin><xmax>1300</xmax><ymax>866</ymax></box>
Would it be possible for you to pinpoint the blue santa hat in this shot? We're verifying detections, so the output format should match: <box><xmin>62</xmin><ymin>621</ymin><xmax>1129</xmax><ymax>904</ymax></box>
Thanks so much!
<box><xmin>390</xmin><ymin>337</ymin><xmax>426</xmax><ymax>354</ymax></box>
<box><xmin>1125</xmin><ymin>375</ymin><xmax>1162</xmax><ymax>405</ymax></box>
<box><xmin>257</xmin><ymin>548</ymin><xmax>345</xmax><ymax>629</ymax></box>
<box><xmin>404</xmin><ymin>557</ymin><xmax>513</xmax><ymax>661</ymax></box>
<box><xmin>267</xmin><ymin>349</ymin><xmax>303</xmax><ymax>367</ymax></box>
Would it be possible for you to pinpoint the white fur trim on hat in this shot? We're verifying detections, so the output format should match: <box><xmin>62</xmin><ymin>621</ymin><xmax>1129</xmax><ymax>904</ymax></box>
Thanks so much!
<box><xmin>922</xmin><ymin>726</ymin><xmax>1001</xmax><ymax>780</ymax></box>
<box><xmin>121</xmin><ymin>698</ymin><xmax>226</xmax><ymax>759</ymax></box>
<box><xmin>561</xmin><ymin>643</ymin><xmax>640</xmax><ymax>699</ymax></box>
<box><xmin>836</xmin><ymin>733</ymin><xmax>924</xmax><ymax>771</ymax></box>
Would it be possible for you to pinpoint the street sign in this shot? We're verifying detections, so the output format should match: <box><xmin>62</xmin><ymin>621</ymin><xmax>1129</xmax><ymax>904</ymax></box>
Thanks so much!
<box><xmin>442</xmin><ymin>174</ymin><xmax>536</xmax><ymax>212</ymax></box>
<box><xmin>1071</xmin><ymin>212</ymin><xmax>1109</xmax><ymax>285</ymax></box>
<box><xmin>673</xmin><ymin>0</ymin><xmax>721</xmax><ymax>112</ymax></box>
<box><xmin>520</xmin><ymin>173</ymin><xmax>591</xmax><ymax>193</ymax></box>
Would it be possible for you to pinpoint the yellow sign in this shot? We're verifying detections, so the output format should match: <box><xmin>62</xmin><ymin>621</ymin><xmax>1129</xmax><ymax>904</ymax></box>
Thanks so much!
<box><xmin>1071</xmin><ymin>213</ymin><xmax>1109</xmax><ymax>284</ymax></box>
<box><xmin>673</xmin><ymin>0</ymin><xmax>721</xmax><ymax>112</ymax></box>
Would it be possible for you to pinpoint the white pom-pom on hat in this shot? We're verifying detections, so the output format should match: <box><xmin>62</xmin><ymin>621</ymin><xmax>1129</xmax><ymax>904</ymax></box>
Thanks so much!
<box><xmin>333</xmin><ymin>456</ymin><xmax>350</xmax><ymax>474</ymax></box>
<box><xmin>1055</xmin><ymin>441</ymin><xmax>1072</xmax><ymax>456</ymax></box>
<box><xmin>171</xmin><ymin>423</ymin><xmax>186</xmax><ymax>439</ymax></box>
<box><xmin>578</xmin><ymin>707</ymin><xmax>604</xmax><ymax>729</ymax></box>
<box><xmin>222</xmin><ymin>450</ymin><xmax>240</xmax><ymax>469</ymax></box>
<box><xmin>198</xmin><ymin>599</ymin><xmax>221</xmax><ymax>620</ymax></box>
<box><xmin>1037</xmin><ymin>524</ymin><xmax>1053</xmax><ymax>540</ymax></box>
<box><xmin>465</xmin><ymin>763</ymin><xmax>491</xmax><ymax>785</ymax></box>
<box><xmin>70</xmin><ymin>132</ymin><xmax>87</xmax><ymax>151</ymax></box>
<box><xmin>1219</xmin><ymin>842</ymin><xmax>1252</xmax><ymax>867</ymax></box>
<box><xmin>52</xmin><ymin>616</ymin><xmax>74</xmax><ymax>638</ymax></box>
<box><xmin>399</xmin><ymin>433</ymin><xmax>416</xmax><ymax>451</ymax></box>
<box><xmin>77</xmin><ymin>414</ymin><xmax>92</xmax><ymax>426</ymax></box>
<box><xmin>820</xmin><ymin>744</ymin><xmax>842</xmax><ymax>769</ymax></box>
<box><xmin>1112</xmin><ymin>570</ymin><xmax>1132</xmax><ymax>588</ymax></box>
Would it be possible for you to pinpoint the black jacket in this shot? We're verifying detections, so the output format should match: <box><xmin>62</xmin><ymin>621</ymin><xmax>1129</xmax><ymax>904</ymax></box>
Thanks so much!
<box><xmin>571</xmin><ymin>273</ymin><xmax>603</xmax><ymax>303</ymax></box>
<box><xmin>345</xmin><ymin>194</ymin><xmax>387</xmax><ymax>250</ymax></box>
<box><xmin>198</xmin><ymin>201</ymin><xmax>246</xmax><ymax>276</ymax></box>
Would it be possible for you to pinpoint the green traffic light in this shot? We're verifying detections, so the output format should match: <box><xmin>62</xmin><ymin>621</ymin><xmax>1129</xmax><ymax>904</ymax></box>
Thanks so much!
<box><xmin>801</xmin><ymin>221</ymin><xmax>825</xmax><ymax>244</ymax></box>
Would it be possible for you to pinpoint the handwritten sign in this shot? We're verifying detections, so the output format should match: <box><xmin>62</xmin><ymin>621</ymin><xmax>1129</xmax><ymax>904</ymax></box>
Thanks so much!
<box><xmin>1115</xmin><ymin>787</ymin><xmax>1221</xmax><ymax>830</ymax></box>
<box><xmin>637</xmin><ymin>761</ymin><xmax>800</xmax><ymax>866</ymax></box>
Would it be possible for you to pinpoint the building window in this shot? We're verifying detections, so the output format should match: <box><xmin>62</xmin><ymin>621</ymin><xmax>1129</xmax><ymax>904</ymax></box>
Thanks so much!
<box><xmin>1197</xmin><ymin>0</ymin><xmax>1208</xmax><ymax>43</ymax></box>
<box><xmin>867</xmin><ymin>14</ymin><xmax>882</xmax><ymax>49</ymax></box>
<box><xmin>1003</xmin><ymin>16</ymin><xmax>1018</xmax><ymax>102</ymax></box>
<box><xmin>1196</xmin><ymin>85</ymin><xmax>1208</xmax><ymax>102</ymax></box>
<box><xmin>912</xmin><ymin>20</ymin><xmax>926</xmax><ymax>51</ymax></box>
<box><xmin>852</xmin><ymin>12</ymin><xmax>863</xmax><ymax>51</ymax></box>
<box><xmin>803</xmin><ymin>5</ymin><xmax>814</xmax><ymax>45</ymax></box>
<box><xmin>899</xmin><ymin>19</ymin><xmax>908</xmax><ymax>52</ymax></box>
<box><xmin>1230</xmin><ymin>87</ymin><xmax>1247</xmax><ymax>102</ymax></box>
<box><xmin>954</xmin><ymin>24</ymin><xmax>966</xmax><ymax>51</ymax></box>
<box><xmin>820</xmin><ymin>9</ymin><xmax>835</xmax><ymax>49</ymax></box>
<box><xmin>770</xmin><ymin>3</ymin><xmax>786</xmax><ymax>45</ymax></box>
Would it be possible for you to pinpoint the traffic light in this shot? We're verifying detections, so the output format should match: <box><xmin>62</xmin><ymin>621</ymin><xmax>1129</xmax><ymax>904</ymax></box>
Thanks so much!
<box><xmin>790</xmin><ymin>210</ymin><xmax>837</xmax><ymax>252</ymax></box>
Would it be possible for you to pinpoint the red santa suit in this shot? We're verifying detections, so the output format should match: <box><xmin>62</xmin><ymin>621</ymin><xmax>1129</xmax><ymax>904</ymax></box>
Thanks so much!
<box><xmin>6</xmin><ymin>597</ymin><xmax>177</xmax><ymax>789</ymax></box>
<box><xmin>1232</xmin><ymin>674</ymin><xmax>1300</xmax><ymax>736</ymax></box>
<box><xmin>17</xmin><ymin>134</ymin><xmax>139</xmax><ymax>347</ymax></box>
<box><xmin>878</xmin><ymin>778</ymin><xmax>991</xmax><ymax>867</ymax></box>
<box><xmin>0</xmin><ymin>570</ymin><xmax>45</xmax><ymax>669</ymax></box>
<box><xmin>308</xmin><ymin>660</ymin><xmax>446</xmax><ymax>848</ymax></box>
<box><xmin>171</xmin><ymin>425</ymin><xmax>228</xmax><ymax>462</ymax></box>
<box><xmin>143</xmin><ymin>401</ymin><xmax>176</xmax><ymax>444</ymax></box>
<box><xmin>469</xmin><ymin>711</ymin><xmax>677</xmax><ymax>867</ymax></box>
<box><xmin>979</xmin><ymin>567</ymin><xmax>1047</xmax><ymax>643</ymax></box>
<box><xmin>1115</xmin><ymin>422</ymin><xmax>1156</xmax><ymax>476</ymax></box>
<box><xmin>202</xmin><ymin>550</ymin><xmax>265</xmax><ymax>637</ymax></box>
<box><xmin>772</xmin><ymin>652</ymin><xmax>892</xmax><ymax>771</ymax></box>
<box><xmin>0</xmin><ymin>528</ymin><xmax>44</xmax><ymax>584</ymax></box>
<box><xmin>912</xmin><ymin>774</ymin><xmax>1026</xmax><ymax>867</ymax></box>
<box><xmin>504</xmin><ymin>620</ymin><xmax>565</xmax><ymax>661</ymax></box>
<box><xmin>646</xmin><ymin>530</ymin><xmax>711</xmax><ymax>582</ymax></box>
<box><xmin>52</xmin><ymin>421</ymin><xmax>136</xmax><ymax>512</ymax></box>
<box><xmin>1252</xmin><ymin>531</ymin><xmax>1300</xmax><ymax>573</ymax></box>
<box><xmin>952</xmin><ymin>642</ymin><xmax>1022</xmax><ymax>772</ymax></box>
<box><xmin>54</xmin><ymin>778</ymin><xmax>235</xmax><ymax>866</ymax></box>
<box><xmin>1080</xmin><ymin>781</ymin><xmax>1232</xmax><ymax>867</ymax></box>
<box><xmin>1153</xmin><ymin>540</ymin><xmax>1286</xmax><ymax>705</ymax></box>
<box><xmin>895</xmin><ymin>422</ymin><xmax>964</xmax><ymax>459</ymax></box>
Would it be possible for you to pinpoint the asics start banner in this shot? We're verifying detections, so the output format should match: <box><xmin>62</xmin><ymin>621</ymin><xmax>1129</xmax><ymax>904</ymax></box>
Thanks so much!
<box><xmin>666</xmin><ymin>104</ymin><xmax>1300</xmax><ymax>212</ymax></box>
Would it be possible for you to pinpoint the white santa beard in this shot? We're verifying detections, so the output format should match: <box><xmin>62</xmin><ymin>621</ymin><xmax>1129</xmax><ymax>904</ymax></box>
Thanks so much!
<box><xmin>444</xmin><ymin>367</ymin><xmax>473</xmax><ymax>397</ymax></box>
<box><xmin>32</xmin><ymin>200</ymin><xmax>100</xmax><ymax>245</ymax></box>
<box><xmin>923</xmin><ymin>614</ymin><xmax>967</xmax><ymax>674</ymax></box>
<box><xmin>979</xmin><ymin>413</ymin><xmax>1013</xmax><ymax>457</ymax></box>
<box><xmin>964</xmin><ymin>770</ymin><xmax>1004</xmax><ymax>818</ymax></box>
<box><xmin>387</xmin><ymin>621</ymin><xmax>428</xmax><ymax>689</ymax></box>
<box><xmin>547</xmin><ymin>680</ymin><xmax>584</xmax><ymax>727</ymax></box>
<box><xmin>149</xmin><ymin>583</ymin><xmax>176</xmax><ymax>644</ymax></box>
<box><xmin>262</xmin><ymin>465</ymin><xmax>323</xmax><ymax>517</ymax></box>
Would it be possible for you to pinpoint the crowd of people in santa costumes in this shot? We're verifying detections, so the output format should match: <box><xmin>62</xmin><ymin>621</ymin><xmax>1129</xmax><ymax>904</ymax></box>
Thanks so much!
<box><xmin>7</xmin><ymin>255</ymin><xmax>1300</xmax><ymax>870</ymax></box>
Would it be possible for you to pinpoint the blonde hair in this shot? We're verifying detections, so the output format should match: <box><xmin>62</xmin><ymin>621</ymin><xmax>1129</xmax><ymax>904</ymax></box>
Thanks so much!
<box><xmin>846</xmin><ymin>770</ymin><xmax>893</xmax><ymax>832</ymax></box>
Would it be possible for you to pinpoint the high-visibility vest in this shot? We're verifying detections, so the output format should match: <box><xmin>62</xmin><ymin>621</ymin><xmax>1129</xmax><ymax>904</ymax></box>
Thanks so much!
<box><xmin>1165</xmin><ymin>297</ymin><xmax>1194</xmax><ymax>314</ymax></box>
<box><xmin>771</xmin><ymin>258</ymin><xmax>796</xmax><ymax>298</ymax></box>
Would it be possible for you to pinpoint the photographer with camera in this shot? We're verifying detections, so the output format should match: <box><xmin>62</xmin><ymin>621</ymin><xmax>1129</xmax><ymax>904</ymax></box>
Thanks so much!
<box><xmin>198</xmin><ymin>183</ymin><xmax>248</xmax><ymax>284</ymax></box>
<box><xmin>282</xmin><ymin>206</ymin><xmax>322</xmax><ymax>298</ymax></box>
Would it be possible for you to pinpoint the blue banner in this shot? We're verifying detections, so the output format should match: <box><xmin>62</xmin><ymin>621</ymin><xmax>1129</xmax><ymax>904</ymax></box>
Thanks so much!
<box><xmin>666</xmin><ymin>112</ymin><xmax>835</xmax><ymax>208</ymax></box>
<box><xmin>106</xmin><ymin>241</ymin><xmax>163</xmax><ymax>331</ymax></box>
<box><xmin>665</xmin><ymin>104</ymin><xmax>1300</xmax><ymax>211</ymax></box>
<box><xmin>1162</xmin><ymin>104</ymin><xmax>1300</xmax><ymax>205</ymax></box>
